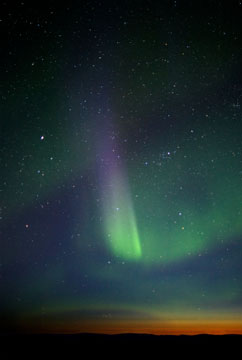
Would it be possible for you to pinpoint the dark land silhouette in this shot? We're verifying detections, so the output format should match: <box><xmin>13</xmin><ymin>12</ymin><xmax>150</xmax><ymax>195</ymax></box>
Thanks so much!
<box><xmin>1</xmin><ymin>332</ymin><xmax>241</xmax><ymax>358</ymax></box>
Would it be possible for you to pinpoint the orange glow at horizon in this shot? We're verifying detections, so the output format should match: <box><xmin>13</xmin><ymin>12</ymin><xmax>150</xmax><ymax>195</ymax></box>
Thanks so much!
<box><xmin>23</xmin><ymin>317</ymin><xmax>242</xmax><ymax>335</ymax></box>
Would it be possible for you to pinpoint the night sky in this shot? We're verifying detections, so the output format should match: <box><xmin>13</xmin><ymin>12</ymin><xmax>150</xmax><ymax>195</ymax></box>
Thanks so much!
<box><xmin>1</xmin><ymin>1</ymin><xmax>242</xmax><ymax>335</ymax></box>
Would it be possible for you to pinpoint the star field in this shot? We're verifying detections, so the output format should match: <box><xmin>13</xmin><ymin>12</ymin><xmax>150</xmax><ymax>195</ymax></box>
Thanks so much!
<box><xmin>1</xmin><ymin>1</ymin><xmax>242</xmax><ymax>335</ymax></box>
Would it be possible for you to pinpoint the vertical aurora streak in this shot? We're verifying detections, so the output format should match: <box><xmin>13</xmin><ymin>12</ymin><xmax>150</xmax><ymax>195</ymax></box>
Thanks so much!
<box><xmin>102</xmin><ymin>167</ymin><xmax>142</xmax><ymax>260</ymax></box>
<box><xmin>98</xmin><ymin>125</ymin><xmax>142</xmax><ymax>260</ymax></box>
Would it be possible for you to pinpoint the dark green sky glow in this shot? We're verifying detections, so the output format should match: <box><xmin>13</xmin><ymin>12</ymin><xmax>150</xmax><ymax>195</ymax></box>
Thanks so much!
<box><xmin>1</xmin><ymin>1</ymin><xmax>242</xmax><ymax>334</ymax></box>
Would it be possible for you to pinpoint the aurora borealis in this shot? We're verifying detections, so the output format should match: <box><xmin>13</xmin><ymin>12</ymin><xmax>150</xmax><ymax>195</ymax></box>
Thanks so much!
<box><xmin>1</xmin><ymin>1</ymin><xmax>242</xmax><ymax>335</ymax></box>
<box><xmin>98</xmin><ymin>121</ymin><xmax>142</xmax><ymax>260</ymax></box>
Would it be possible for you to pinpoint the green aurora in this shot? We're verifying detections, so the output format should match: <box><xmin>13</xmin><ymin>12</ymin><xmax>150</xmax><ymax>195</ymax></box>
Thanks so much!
<box><xmin>1</xmin><ymin>1</ymin><xmax>242</xmax><ymax>336</ymax></box>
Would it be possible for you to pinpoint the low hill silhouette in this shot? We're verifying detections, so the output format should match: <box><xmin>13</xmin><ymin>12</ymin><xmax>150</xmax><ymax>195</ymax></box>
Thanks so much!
<box><xmin>1</xmin><ymin>332</ymin><xmax>241</xmax><ymax>357</ymax></box>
